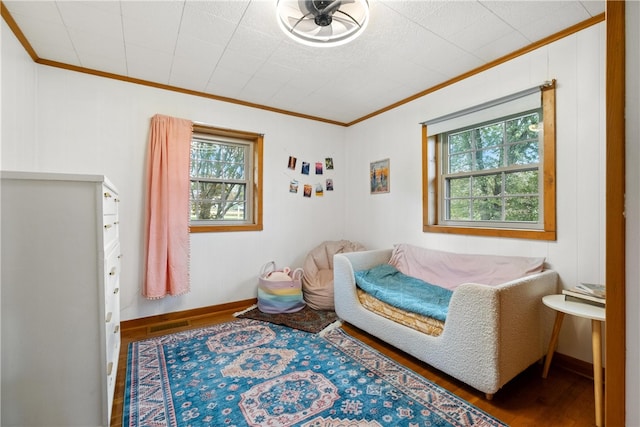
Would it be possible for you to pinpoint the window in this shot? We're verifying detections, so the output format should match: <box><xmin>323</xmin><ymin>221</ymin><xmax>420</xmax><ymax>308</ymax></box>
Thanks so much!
<box><xmin>422</xmin><ymin>81</ymin><xmax>556</xmax><ymax>240</ymax></box>
<box><xmin>442</xmin><ymin>110</ymin><xmax>542</xmax><ymax>226</ymax></box>
<box><xmin>189</xmin><ymin>125</ymin><xmax>263</xmax><ymax>232</ymax></box>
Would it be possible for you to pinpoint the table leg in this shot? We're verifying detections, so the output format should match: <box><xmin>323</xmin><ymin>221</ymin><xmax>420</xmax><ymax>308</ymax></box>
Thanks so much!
<box><xmin>592</xmin><ymin>319</ymin><xmax>603</xmax><ymax>427</ymax></box>
<box><xmin>542</xmin><ymin>311</ymin><xmax>565</xmax><ymax>378</ymax></box>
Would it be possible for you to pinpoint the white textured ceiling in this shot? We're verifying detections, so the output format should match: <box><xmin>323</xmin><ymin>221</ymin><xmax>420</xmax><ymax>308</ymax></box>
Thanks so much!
<box><xmin>3</xmin><ymin>0</ymin><xmax>605</xmax><ymax>125</ymax></box>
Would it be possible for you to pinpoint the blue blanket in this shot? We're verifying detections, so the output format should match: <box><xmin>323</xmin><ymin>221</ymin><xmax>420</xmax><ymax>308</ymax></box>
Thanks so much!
<box><xmin>355</xmin><ymin>264</ymin><xmax>453</xmax><ymax>321</ymax></box>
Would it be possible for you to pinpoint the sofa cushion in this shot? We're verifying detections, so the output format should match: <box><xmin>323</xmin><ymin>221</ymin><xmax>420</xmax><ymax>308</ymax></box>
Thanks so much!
<box><xmin>389</xmin><ymin>243</ymin><xmax>545</xmax><ymax>290</ymax></box>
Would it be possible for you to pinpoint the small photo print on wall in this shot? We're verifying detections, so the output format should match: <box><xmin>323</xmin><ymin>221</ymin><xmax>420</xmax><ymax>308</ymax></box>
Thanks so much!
<box><xmin>315</xmin><ymin>162</ymin><xmax>323</xmax><ymax>174</ymax></box>
<box><xmin>315</xmin><ymin>183</ymin><xmax>324</xmax><ymax>197</ymax></box>
<box><xmin>289</xmin><ymin>180</ymin><xmax>299</xmax><ymax>193</ymax></box>
<box><xmin>325</xmin><ymin>158</ymin><xmax>334</xmax><ymax>170</ymax></box>
<box><xmin>287</xmin><ymin>156</ymin><xmax>297</xmax><ymax>170</ymax></box>
<box><xmin>326</xmin><ymin>179</ymin><xmax>334</xmax><ymax>191</ymax></box>
<box><xmin>370</xmin><ymin>158</ymin><xmax>390</xmax><ymax>194</ymax></box>
<box><xmin>303</xmin><ymin>184</ymin><xmax>312</xmax><ymax>197</ymax></box>
<box><xmin>301</xmin><ymin>162</ymin><xmax>310</xmax><ymax>175</ymax></box>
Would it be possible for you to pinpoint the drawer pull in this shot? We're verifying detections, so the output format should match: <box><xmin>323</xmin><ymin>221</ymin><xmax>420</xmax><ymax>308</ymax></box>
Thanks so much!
<box><xmin>104</xmin><ymin>224</ymin><xmax>112</xmax><ymax>230</ymax></box>
<box><xmin>113</xmin><ymin>287</ymin><xmax>119</xmax><ymax>295</ymax></box>
<box><xmin>104</xmin><ymin>192</ymin><xmax>112</xmax><ymax>199</ymax></box>
<box><xmin>109</xmin><ymin>267</ymin><xmax>117</xmax><ymax>276</ymax></box>
<box><xmin>114</xmin><ymin>325</ymin><xmax>120</xmax><ymax>333</ymax></box>
<box><xmin>115</xmin><ymin>198</ymin><xmax>121</xmax><ymax>203</ymax></box>
<box><xmin>106</xmin><ymin>312</ymin><xmax>112</xmax><ymax>323</ymax></box>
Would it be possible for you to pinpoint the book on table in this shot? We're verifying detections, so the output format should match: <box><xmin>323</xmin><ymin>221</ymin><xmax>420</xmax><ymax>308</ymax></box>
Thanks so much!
<box><xmin>562</xmin><ymin>283</ymin><xmax>605</xmax><ymax>307</ymax></box>
<box><xmin>574</xmin><ymin>282</ymin><xmax>606</xmax><ymax>298</ymax></box>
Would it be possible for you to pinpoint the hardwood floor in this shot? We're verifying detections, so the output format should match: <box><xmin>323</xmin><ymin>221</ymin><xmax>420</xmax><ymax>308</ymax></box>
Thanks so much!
<box><xmin>111</xmin><ymin>309</ymin><xmax>597</xmax><ymax>427</ymax></box>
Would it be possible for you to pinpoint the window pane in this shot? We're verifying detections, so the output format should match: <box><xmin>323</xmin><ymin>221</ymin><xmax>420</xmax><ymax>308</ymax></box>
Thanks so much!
<box><xmin>507</xmin><ymin>141</ymin><xmax>539</xmax><ymax>165</ymax></box>
<box><xmin>505</xmin><ymin>170</ymin><xmax>538</xmax><ymax>195</ymax></box>
<box><xmin>472</xmin><ymin>198</ymin><xmax>501</xmax><ymax>221</ymax></box>
<box><xmin>449</xmin><ymin>131</ymin><xmax>472</xmax><ymax>154</ymax></box>
<box><xmin>449</xmin><ymin>152</ymin><xmax>472</xmax><ymax>173</ymax></box>
<box><xmin>449</xmin><ymin>199</ymin><xmax>470</xmax><ymax>220</ymax></box>
<box><xmin>475</xmin><ymin>147</ymin><xmax>502</xmax><ymax>170</ymax></box>
<box><xmin>191</xmin><ymin>141</ymin><xmax>245</xmax><ymax>180</ymax></box>
<box><xmin>506</xmin><ymin>113</ymin><xmax>539</xmax><ymax>142</ymax></box>
<box><xmin>474</xmin><ymin>123</ymin><xmax>503</xmax><ymax>149</ymax></box>
<box><xmin>505</xmin><ymin>196</ymin><xmax>538</xmax><ymax>221</ymax></box>
<box><xmin>448</xmin><ymin>177</ymin><xmax>470</xmax><ymax>197</ymax></box>
<box><xmin>472</xmin><ymin>174</ymin><xmax>502</xmax><ymax>197</ymax></box>
<box><xmin>190</xmin><ymin>181</ymin><xmax>246</xmax><ymax>220</ymax></box>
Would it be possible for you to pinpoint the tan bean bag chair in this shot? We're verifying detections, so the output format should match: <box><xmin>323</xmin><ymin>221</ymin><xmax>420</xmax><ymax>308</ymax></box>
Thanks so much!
<box><xmin>302</xmin><ymin>240</ymin><xmax>366</xmax><ymax>310</ymax></box>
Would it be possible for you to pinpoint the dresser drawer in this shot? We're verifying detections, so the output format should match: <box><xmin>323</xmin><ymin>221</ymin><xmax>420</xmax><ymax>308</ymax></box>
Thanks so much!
<box><xmin>103</xmin><ymin>214</ymin><xmax>119</xmax><ymax>249</ymax></box>
<box><xmin>105</xmin><ymin>320</ymin><xmax>120</xmax><ymax>373</ymax></box>
<box><xmin>106</xmin><ymin>339</ymin><xmax>120</xmax><ymax>423</ymax></box>
<box><xmin>104</xmin><ymin>246</ymin><xmax>121</xmax><ymax>296</ymax></box>
<box><xmin>105</xmin><ymin>300</ymin><xmax>120</xmax><ymax>353</ymax></box>
<box><xmin>102</xmin><ymin>186</ymin><xmax>119</xmax><ymax>215</ymax></box>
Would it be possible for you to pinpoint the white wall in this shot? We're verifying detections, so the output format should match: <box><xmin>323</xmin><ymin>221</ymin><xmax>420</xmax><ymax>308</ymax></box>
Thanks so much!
<box><xmin>344</xmin><ymin>24</ymin><xmax>606</xmax><ymax>364</ymax></box>
<box><xmin>1</xmin><ymin>20</ymin><xmax>348</xmax><ymax>321</ymax></box>
<box><xmin>3</xmin><ymin>15</ymin><xmax>640</xmax><ymax>424</ymax></box>
<box><xmin>0</xmin><ymin>19</ymin><xmax>37</xmax><ymax>169</ymax></box>
<box><xmin>626</xmin><ymin>1</ymin><xmax>640</xmax><ymax>425</ymax></box>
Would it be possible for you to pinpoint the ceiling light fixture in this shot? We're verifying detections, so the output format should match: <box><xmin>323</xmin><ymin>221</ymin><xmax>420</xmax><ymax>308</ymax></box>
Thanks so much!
<box><xmin>276</xmin><ymin>0</ymin><xmax>370</xmax><ymax>48</ymax></box>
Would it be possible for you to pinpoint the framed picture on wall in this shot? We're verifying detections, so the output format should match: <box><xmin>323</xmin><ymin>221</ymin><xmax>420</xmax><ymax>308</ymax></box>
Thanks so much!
<box><xmin>370</xmin><ymin>158</ymin><xmax>390</xmax><ymax>194</ymax></box>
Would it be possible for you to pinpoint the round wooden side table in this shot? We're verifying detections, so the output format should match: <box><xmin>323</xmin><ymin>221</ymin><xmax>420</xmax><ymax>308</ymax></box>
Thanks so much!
<box><xmin>542</xmin><ymin>294</ymin><xmax>605</xmax><ymax>427</ymax></box>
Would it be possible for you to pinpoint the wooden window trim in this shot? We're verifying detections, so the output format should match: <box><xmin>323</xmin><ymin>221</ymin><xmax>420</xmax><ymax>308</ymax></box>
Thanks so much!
<box><xmin>189</xmin><ymin>125</ymin><xmax>263</xmax><ymax>233</ymax></box>
<box><xmin>422</xmin><ymin>82</ymin><xmax>556</xmax><ymax>240</ymax></box>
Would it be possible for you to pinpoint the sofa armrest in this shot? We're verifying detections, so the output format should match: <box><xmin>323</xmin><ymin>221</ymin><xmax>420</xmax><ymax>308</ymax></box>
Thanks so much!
<box><xmin>443</xmin><ymin>270</ymin><xmax>558</xmax><ymax>387</ymax></box>
<box><xmin>334</xmin><ymin>249</ymin><xmax>392</xmax><ymax>317</ymax></box>
<box><xmin>495</xmin><ymin>270</ymin><xmax>559</xmax><ymax>379</ymax></box>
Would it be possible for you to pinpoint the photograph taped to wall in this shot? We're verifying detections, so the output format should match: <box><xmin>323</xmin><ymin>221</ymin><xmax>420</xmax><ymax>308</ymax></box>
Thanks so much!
<box><xmin>370</xmin><ymin>158</ymin><xmax>390</xmax><ymax>194</ymax></box>
<box><xmin>325</xmin><ymin>158</ymin><xmax>334</xmax><ymax>169</ymax></box>
<box><xmin>302</xmin><ymin>162</ymin><xmax>310</xmax><ymax>175</ymax></box>
<box><xmin>290</xmin><ymin>180</ymin><xmax>299</xmax><ymax>193</ymax></box>
<box><xmin>326</xmin><ymin>179</ymin><xmax>334</xmax><ymax>191</ymax></box>
<box><xmin>287</xmin><ymin>156</ymin><xmax>297</xmax><ymax>170</ymax></box>
<box><xmin>303</xmin><ymin>184</ymin><xmax>312</xmax><ymax>197</ymax></box>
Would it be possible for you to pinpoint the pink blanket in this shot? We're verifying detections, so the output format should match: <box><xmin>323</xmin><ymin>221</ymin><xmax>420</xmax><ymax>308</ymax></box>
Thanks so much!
<box><xmin>389</xmin><ymin>244</ymin><xmax>545</xmax><ymax>290</ymax></box>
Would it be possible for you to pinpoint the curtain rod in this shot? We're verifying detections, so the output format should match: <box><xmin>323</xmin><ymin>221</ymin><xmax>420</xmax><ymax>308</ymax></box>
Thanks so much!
<box><xmin>420</xmin><ymin>81</ymin><xmax>554</xmax><ymax>126</ymax></box>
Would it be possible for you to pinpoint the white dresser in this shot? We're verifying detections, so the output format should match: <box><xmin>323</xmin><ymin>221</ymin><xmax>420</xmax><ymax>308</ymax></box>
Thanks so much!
<box><xmin>1</xmin><ymin>171</ymin><xmax>121</xmax><ymax>426</ymax></box>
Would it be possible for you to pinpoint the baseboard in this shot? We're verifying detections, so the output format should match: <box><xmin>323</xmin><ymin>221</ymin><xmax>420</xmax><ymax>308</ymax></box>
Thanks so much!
<box><xmin>553</xmin><ymin>352</ymin><xmax>603</xmax><ymax>380</ymax></box>
<box><xmin>121</xmin><ymin>298</ymin><xmax>257</xmax><ymax>332</ymax></box>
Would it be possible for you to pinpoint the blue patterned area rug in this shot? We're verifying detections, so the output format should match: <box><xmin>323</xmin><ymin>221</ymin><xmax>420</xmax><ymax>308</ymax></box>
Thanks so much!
<box><xmin>123</xmin><ymin>319</ymin><xmax>507</xmax><ymax>427</ymax></box>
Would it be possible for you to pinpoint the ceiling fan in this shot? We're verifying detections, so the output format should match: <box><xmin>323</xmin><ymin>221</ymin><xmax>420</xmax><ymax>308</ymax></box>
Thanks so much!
<box><xmin>276</xmin><ymin>0</ymin><xmax>370</xmax><ymax>47</ymax></box>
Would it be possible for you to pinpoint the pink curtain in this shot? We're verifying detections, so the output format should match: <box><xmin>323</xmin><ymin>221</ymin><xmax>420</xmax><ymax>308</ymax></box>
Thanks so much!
<box><xmin>143</xmin><ymin>114</ymin><xmax>193</xmax><ymax>299</ymax></box>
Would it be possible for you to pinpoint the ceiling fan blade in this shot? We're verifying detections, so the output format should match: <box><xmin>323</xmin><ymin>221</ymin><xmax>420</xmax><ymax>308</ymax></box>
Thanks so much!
<box><xmin>287</xmin><ymin>14</ymin><xmax>315</xmax><ymax>31</ymax></box>
<box><xmin>335</xmin><ymin>9</ymin><xmax>363</xmax><ymax>27</ymax></box>
<box><xmin>317</xmin><ymin>25</ymin><xmax>333</xmax><ymax>37</ymax></box>
<box><xmin>294</xmin><ymin>18</ymin><xmax>322</xmax><ymax>32</ymax></box>
<box><xmin>332</xmin><ymin>14</ymin><xmax>359</xmax><ymax>27</ymax></box>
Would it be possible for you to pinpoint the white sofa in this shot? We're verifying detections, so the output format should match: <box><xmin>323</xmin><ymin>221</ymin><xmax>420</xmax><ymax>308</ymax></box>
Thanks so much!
<box><xmin>333</xmin><ymin>247</ymin><xmax>558</xmax><ymax>399</ymax></box>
